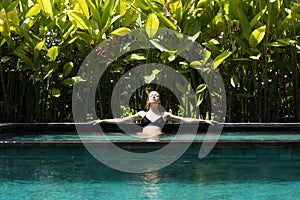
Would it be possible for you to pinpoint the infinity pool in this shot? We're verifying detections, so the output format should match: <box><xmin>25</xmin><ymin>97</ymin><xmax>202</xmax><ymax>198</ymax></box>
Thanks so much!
<box><xmin>1</xmin><ymin>124</ymin><xmax>300</xmax><ymax>199</ymax></box>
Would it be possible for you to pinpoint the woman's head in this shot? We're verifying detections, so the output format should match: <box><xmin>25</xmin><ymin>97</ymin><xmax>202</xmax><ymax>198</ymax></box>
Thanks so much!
<box><xmin>145</xmin><ymin>91</ymin><xmax>161</xmax><ymax>110</ymax></box>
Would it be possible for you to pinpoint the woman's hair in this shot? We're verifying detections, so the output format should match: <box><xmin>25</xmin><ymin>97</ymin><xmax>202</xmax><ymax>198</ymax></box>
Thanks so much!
<box><xmin>145</xmin><ymin>92</ymin><xmax>154</xmax><ymax>111</ymax></box>
<box><xmin>145</xmin><ymin>102</ymin><xmax>150</xmax><ymax>111</ymax></box>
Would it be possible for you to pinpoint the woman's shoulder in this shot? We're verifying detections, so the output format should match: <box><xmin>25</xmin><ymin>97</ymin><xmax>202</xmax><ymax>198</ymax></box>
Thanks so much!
<box><xmin>136</xmin><ymin>111</ymin><xmax>147</xmax><ymax>117</ymax></box>
<box><xmin>162</xmin><ymin>111</ymin><xmax>171</xmax><ymax>117</ymax></box>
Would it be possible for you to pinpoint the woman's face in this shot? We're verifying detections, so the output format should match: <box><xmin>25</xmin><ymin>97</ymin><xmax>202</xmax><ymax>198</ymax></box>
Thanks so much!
<box><xmin>148</xmin><ymin>91</ymin><xmax>160</xmax><ymax>104</ymax></box>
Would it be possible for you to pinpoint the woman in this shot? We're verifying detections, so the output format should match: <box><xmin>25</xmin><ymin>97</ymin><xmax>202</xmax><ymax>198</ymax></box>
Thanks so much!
<box><xmin>90</xmin><ymin>91</ymin><xmax>217</xmax><ymax>138</ymax></box>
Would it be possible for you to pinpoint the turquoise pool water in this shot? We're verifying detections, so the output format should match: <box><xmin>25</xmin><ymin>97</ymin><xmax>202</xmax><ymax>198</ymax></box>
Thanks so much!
<box><xmin>1</xmin><ymin>131</ymin><xmax>300</xmax><ymax>141</ymax></box>
<box><xmin>1</xmin><ymin>130</ymin><xmax>300</xmax><ymax>199</ymax></box>
<box><xmin>0</xmin><ymin>148</ymin><xmax>300</xmax><ymax>200</ymax></box>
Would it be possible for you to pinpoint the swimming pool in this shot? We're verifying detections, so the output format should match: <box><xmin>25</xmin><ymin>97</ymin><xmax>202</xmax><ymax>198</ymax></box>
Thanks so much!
<box><xmin>1</xmin><ymin>147</ymin><xmax>300</xmax><ymax>200</ymax></box>
<box><xmin>1</xmin><ymin>123</ymin><xmax>300</xmax><ymax>199</ymax></box>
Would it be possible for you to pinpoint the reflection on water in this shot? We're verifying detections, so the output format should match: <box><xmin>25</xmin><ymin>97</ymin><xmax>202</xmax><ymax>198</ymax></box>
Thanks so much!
<box><xmin>138</xmin><ymin>171</ymin><xmax>160</xmax><ymax>199</ymax></box>
<box><xmin>1</xmin><ymin>152</ymin><xmax>300</xmax><ymax>199</ymax></box>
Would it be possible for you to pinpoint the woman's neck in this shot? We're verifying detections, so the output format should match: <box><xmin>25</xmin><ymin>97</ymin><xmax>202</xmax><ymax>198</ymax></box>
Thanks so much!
<box><xmin>148</xmin><ymin>104</ymin><xmax>160</xmax><ymax>114</ymax></box>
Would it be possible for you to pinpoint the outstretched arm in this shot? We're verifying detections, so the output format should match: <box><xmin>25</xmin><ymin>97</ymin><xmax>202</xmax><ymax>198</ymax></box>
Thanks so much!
<box><xmin>89</xmin><ymin>111</ymin><xmax>144</xmax><ymax>126</ymax></box>
<box><xmin>164</xmin><ymin>112</ymin><xmax>218</xmax><ymax>125</ymax></box>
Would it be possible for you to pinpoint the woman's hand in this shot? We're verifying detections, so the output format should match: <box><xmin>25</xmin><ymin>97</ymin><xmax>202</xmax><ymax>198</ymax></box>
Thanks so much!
<box><xmin>204</xmin><ymin>120</ymin><xmax>218</xmax><ymax>125</ymax></box>
<box><xmin>89</xmin><ymin>119</ymin><xmax>102</xmax><ymax>125</ymax></box>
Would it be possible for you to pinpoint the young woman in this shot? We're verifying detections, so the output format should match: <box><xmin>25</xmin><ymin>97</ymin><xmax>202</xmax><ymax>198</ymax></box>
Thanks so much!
<box><xmin>90</xmin><ymin>91</ymin><xmax>217</xmax><ymax>138</ymax></box>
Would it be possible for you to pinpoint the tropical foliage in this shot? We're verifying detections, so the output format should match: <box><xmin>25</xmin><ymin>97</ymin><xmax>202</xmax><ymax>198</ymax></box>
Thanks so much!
<box><xmin>0</xmin><ymin>0</ymin><xmax>299</xmax><ymax>122</ymax></box>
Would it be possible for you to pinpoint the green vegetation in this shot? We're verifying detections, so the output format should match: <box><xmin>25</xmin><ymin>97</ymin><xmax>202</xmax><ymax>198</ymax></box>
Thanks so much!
<box><xmin>0</xmin><ymin>0</ymin><xmax>299</xmax><ymax>122</ymax></box>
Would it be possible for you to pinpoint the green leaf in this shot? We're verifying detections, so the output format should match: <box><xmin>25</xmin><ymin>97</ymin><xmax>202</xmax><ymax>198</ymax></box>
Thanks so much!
<box><xmin>101</xmin><ymin>0</ymin><xmax>116</xmax><ymax>32</ymax></box>
<box><xmin>35</xmin><ymin>40</ymin><xmax>45</xmax><ymax>51</ymax></box>
<box><xmin>156</xmin><ymin>13</ymin><xmax>177</xmax><ymax>30</ymax></box>
<box><xmin>67</xmin><ymin>11</ymin><xmax>88</xmax><ymax>30</ymax></box>
<box><xmin>86</xmin><ymin>0</ymin><xmax>101</xmax><ymax>25</ymax></box>
<box><xmin>249</xmin><ymin>25</ymin><xmax>266</xmax><ymax>48</ymax></box>
<box><xmin>177</xmin><ymin>68</ymin><xmax>192</xmax><ymax>74</ymax></box>
<box><xmin>14</xmin><ymin>46</ymin><xmax>34</xmax><ymax>69</ymax></box>
<box><xmin>7</xmin><ymin>9</ymin><xmax>19</xmax><ymax>28</ymax></box>
<box><xmin>47</xmin><ymin>46</ymin><xmax>59</xmax><ymax>61</ymax></box>
<box><xmin>122</xmin><ymin>6</ymin><xmax>139</xmax><ymax>26</ymax></box>
<box><xmin>1</xmin><ymin>56</ymin><xmax>11</xmax><ymax>63</ymax></box>
<box><xmin>272</xmin><ymin>14</ymin><xmax>292</xmax><ymax>40</ymax></box>
<box><xmin>25</xmin><ymin>4</ymin><xmax>41</xmax><ymax>18</ymax></box>
<box><xmin>51</xmin><ymin>88</ymin><xmax>61</xmax><ymax>98</ymax></box>
<box><xmin>77</xmin><ymin>32</ymin><xmax>93</xmax><ymax>44</ymax></box>
<box><xmin>160</xmin><ymin>51</ymin><xmax>177</xmax><ymax>62</ymax></box>
<box><xmin>277</xmin><ymin>39</ymin><xmax>297</xmax><ymax>46</ymax></box>
<box><xmin>61</xmin><ymin>76</ymin><xmax>85</xmax><ymax>86</ymax></box>
<box><xmin>62</xmin><ymin>24</ymin><xmax>76</xmax><ymax>40</ymax></box>
<box><xmin>213</xmin><ymin>51</ymin><xmax>232</xmax><ymax>68</ymax></box>
<box><xmin>44</xmin><ymin>68</ymin><xmax>53</xmax><ymax>80</ymax></box>
<box><xmin>249</xmin><ymin>8</ymin><xmax>266</xmax><ymax>29</ymax></box>
<box><xmin>230</xmin><ymin>75</ymin><xmax>239</xmax><ymax>88</ymax></box>
<box><xmin>187</xmin><ymin>31</ymin><xmax>201</xmax><ymax>42</ymax></box>
<box><xmin>130</xmin><ymin>53</ymin><xmax>146</xmax><ymax>60</ymax></box>
<box><xmin>233</xmin><ymin>36</ymin><xmax>252</xmax><ymax>55</ymax></box>
<box><xmin>100</xmin><ymin>15</ymin><xmax>122</xmax><ymax>37</ymax></box>
<box><xmin>0</xmin><ymin>9</ymin><xmax>11</xmax><ymax>37</ymax></box>
<box><xmin>64</xmin><ymin>36</ymin><xmax>78</xmax><ymax>45</ymax></box>
<box><xmin>6</xmin><ymin>1</ymin><xmax>19</xmax><ymax>12</ymax></box>
<box><xmin>63</xmin><ymin>62</ymin><xmax>74</xmax><ymax>77</ymax></box>
<box><xmin>34</xmin><ymin>40</ymin><xmax>45</xmax><ymax>63</ymax></box>
<box><xmin>196</xmin><ymin>93</ymin><xmax>204</xmax><ymax>106</ymax></box>
<box><xmin>203</xmin><ymin>40</ymin><xmax>221</xmax><ymax>56</ymax></box>
<box><xmin>109</xmin><ymin>27</ymin><xmax>131</xmax><ymax>36</ymax></box>
<box><xmin>146</xmin><ymin>13</ymin><xmax>159</xmax><ymax>38</ymax></box>
<box><xmin>175</xmin><ymin>82</ymin><xmax>186</xmax><ymax>94</ymax></box>
<box><xmin>291</xmin><ymin>2</ymin><xmax>300</xmax><ymax>14</ymax></box>
<box><xmin>169</xmin><ymin>0</ymin><xmax>183</xmax><ymax>22</ymax></box>
<box><xmin>229</xmin><ymin>0</ymin><xmax>251</xmax><ymax>39</ymax></box>
<box><xmin>111</xmin><ymin>66</ymin><xmax>124</xmax><ymax>73</ymax></box>
<box><xmin>77</xmin><ymin>0</ymin><xmax>89</xmax><ymax>18</ymax></box>
<box><xmin>144</xmin><ymin>69</ymin><xmax>162</xmax><ymax>83</ymax></box>
<box><xmin>20</xmin><ymin>17</ymin><xmax>39</xmax><ymax>46</ymax></box>
<box><xmin>103</xmin><ymin>1</ymin><xmax>115</xmax><ymax>17</ymax></box>
<box><xmin>38</xmin><ymin>0</ymin><xmax>52</xmax><ymax>17</ymax></box>
<box><xmin>150</xmin><ymin>39</ymin><xmax>170</xmax><ymax>52</ymax></box>
<box><xmin>135</xmin><ymin>0</ymin><xmax>150</xmax><ymax>10</ymax></box>
<box><xmin>249</xmin><ymin>53</ymin><xmax>261</xmax><ymax>60</ymax></box>
<box><xmin>196</xmin><ymin>84</ymin><xmax>207</xmax><ymax>93</ymax></box>
<box><xmin>190</xmin><ymin>50</ymin><xmax>211</xmax><ymax>69</ymax></box>
<box><xmin>117</xmin><ymin>0</ymin><xmax>127</xmax><ymax>16</ymax></box>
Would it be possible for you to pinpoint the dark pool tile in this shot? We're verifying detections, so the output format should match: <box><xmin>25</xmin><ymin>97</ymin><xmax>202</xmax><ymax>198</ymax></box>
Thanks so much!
<box><xmin>207</xmin><ymin>147</ymin><xmax>246</xmax><ymax>158</ymax></box>
<box><xmin>243</xmin><ymin>148</ymin><xmax>257</xmax><ymax>158</ymax></box>
<box><xmin>255</xmin><ymin>147</ymin><xmax>282</xmax><ymax>158</ymax></box>
<box><xmin>291</xmin><ymin>148</ymin><xmax>300</xmax><ymax>157</ymax></box>
<box><xmin>279</xmin><ymin>148</ymin><xmax>293</xmax><ymax>158</ymax></box>
<box><xmin>0</xmin><ymin>147</ymin><xmax>17</xmax><ymax>157</ymax></box>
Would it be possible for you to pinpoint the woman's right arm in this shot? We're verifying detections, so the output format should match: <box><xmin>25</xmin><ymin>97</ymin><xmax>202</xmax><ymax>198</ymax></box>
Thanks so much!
<box><xmin>89</xmin><ymin>111</ymin><xmax>145</xmax><ymax>125</ymax></box>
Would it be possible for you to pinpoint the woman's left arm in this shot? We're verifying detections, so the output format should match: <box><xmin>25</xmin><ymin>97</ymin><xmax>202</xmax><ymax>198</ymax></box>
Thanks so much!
<box><xmin>164</xmin><ymin>112</ymin><xmax>218</xmax><ymax>125</ymax></box>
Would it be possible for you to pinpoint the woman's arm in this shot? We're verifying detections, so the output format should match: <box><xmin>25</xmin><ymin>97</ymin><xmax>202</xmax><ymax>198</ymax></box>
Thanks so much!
<box><xmin>89</xmin><ymin>111</ymin><xmax>144</xmax><ymax>125</ymax></box>
<box><xmin>164</xmin><ymin>112</ymin><xmax>218</xmax><ymax>125</ymax></box>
